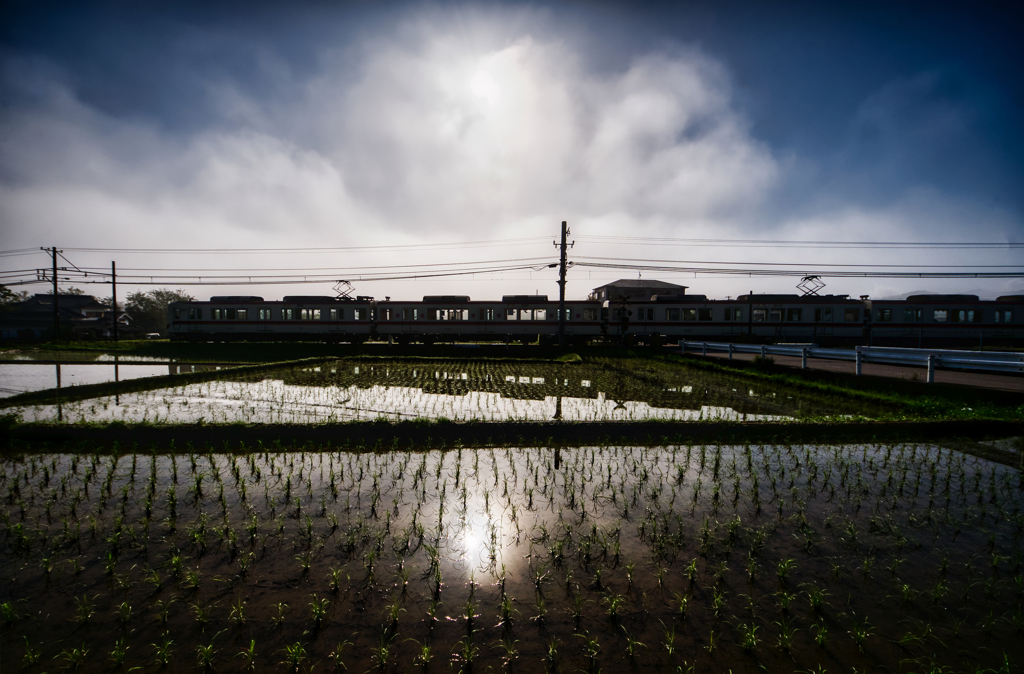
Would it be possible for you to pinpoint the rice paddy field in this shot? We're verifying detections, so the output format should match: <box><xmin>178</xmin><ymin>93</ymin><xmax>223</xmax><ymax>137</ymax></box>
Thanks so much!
<box><xmin>1</xmin><ymin>442</ymin><xmax>1021</xmax><ymax>673</ymax></box>
<box><xmin>2</xmin><ymin>358</ymin><xmax>883</xmax><ymax>423</ymax></box>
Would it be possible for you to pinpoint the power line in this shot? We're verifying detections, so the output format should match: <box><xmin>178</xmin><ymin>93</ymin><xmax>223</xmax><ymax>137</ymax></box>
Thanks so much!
<box><xmin>574</xmin><ymin>255</ymin><xmax>1024</xmax><ymax>269</ymax></box>
<box><xmin>60</xmin><ymin>237</ymin><xmax>551</xmax><ymax>255</ymax></box>
<box><xmin>573</xmin><ymin>261</ymin><xmax>1024</xmax><ymax>279</ymax></box>
<box><xmin>577</xmin><ymin>235</ymin><xmax>1024</xmax><ymax>249</ymax></box>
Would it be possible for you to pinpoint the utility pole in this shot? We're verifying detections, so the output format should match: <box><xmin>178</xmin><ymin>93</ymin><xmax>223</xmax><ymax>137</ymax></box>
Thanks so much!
<box><xmin>51</xmin><ymin>246</ymin><xmax>59</xmax><ymax>341</ymax></box>
<box><xmin>554</xmin><ymin>221</ymin><xmax>573</xmax><ymax>349</ymax></box>
<box><xmin>111</xmin><ymin>261</ymin><xmax>118</xmax><ymax>343</ymax></box>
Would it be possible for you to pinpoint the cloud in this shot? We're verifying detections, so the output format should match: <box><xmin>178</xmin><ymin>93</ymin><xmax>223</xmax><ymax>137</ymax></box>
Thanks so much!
<box><xmin>0</xmin><ymin>10</ymin><xmax>779</xmax><ymax>251</ymax></box>
<box><xmin>0</xmin><ymin>5</ymin><xmax>1019</xmax><ymax>300</ymax></box>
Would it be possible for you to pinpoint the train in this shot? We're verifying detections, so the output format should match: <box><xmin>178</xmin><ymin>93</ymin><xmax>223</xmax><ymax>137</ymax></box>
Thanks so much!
<box><xmin>167</xmin><ymin>285</ymin><xmax>1024</xmax><ymax>348</ymax></box>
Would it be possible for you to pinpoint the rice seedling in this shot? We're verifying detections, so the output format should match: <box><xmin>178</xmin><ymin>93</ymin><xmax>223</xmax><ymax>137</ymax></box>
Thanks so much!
<box><xmin>236</xmin><ymin>640</ymin><xmax>257</xmax><ymax>672</ymax></box>
<box><xmin>54</xmin><ymin>643</ymin><xmax>89</xmax><ymax>670</ymax></box>
<box><xmin>279</xmin><ymin>641</ymin><xmax>309</xmax><ymax>673</ymax></box>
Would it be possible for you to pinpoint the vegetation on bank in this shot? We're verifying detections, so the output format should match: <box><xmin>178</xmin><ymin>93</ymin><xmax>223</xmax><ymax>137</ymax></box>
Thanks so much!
<box><xmin>663</xmin><ymin>353</ymin><xmax>1024</xmax><ymax>423</ymax></box>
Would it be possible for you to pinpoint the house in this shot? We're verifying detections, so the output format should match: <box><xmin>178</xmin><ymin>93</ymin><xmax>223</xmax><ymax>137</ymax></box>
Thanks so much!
<box><xmin>0</xmin><ymin>294</ymin><xmax>129</xmax><ymax>340</ymax></box>
<box><xmin>588</xmin><ymin>279</ymin><xmax>689</xmax><ymax>303</ymax></box>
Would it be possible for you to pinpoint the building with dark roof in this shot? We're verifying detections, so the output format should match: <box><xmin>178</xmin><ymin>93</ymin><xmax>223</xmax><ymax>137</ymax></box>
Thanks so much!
<box><xmin>588</xmin><ymin>279</ymin><xmax>689</xmax><ymax>302</ymax></box>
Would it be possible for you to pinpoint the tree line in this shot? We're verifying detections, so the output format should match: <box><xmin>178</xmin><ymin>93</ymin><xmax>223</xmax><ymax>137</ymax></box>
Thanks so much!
<box><xmin>1</xmin><ymin>285</ymin><xmax>193</xmax><ymax>337</ymax></box>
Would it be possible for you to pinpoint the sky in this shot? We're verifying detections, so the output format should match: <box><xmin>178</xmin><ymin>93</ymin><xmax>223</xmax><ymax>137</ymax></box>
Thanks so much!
<box><xmin>1</xmin><ymin>0</ymin><xmax>1022</xmax><ymax>302</ymax></box>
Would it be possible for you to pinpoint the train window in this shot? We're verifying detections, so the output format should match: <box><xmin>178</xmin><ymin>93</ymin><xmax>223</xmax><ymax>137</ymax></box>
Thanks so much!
<box><xmin>237</xmin><ymin>309</ymin><xmax>248</xmax><ymax>320</ymax></box>
<box><xmin>226</xmin><ymin>309</ymin><xmax>237</xmax><ymax>320</ymax></box>
<box><xmin>506</xmin><ymin>308</ymin><xmax>518</xmax><ymax>321</ymax></box>
<box><xmin>844</xmin><ymin>308</ymin><xmax>859</xmax><ymax>322</ymax></box>
<box><xmin>413</xmin><ymin>308</ymin><xmax>422</xmax><ymax>320</ymax></box>
<box><xmin>682</xmin><ymin>308</ymin><xmax>697</xmax><ymax>321</ymax></box>
<box><xmin>556</xmin><ymin>309</ymin><xmax>570</xmax><ymax>320</ymax></box>
<box><xmin>769</xmin><ymin>309</ymin><xmax>782</xmax><ymax>322</ymax></box>
<box><xmin>282</xmin><ymin>308</ymin><xmax>295</xmax><ymax>320</ymax></box>
<box><xmin>583</xmin><ymin>309</ymin><xmax>598</xmax><ymax>321</ymax></box>
<box><xmin>484</xmin><ymin>308</ymin><xmax>495</xmax><ymax>320</ymax></box>
<box><xmin>933</xmin><ymin>310</ymin><xmax>947</xmax><ymax>323</ymax></box>
<box><xmin>329</xmin><ymin>308</ymin><xmax>339</xmax><ymax>320</ymax></box>
<box><xmin>189</xmin><ymin>308</ymin><xmax>201</xmax><ymax>320</ymax></box>
<box><xmin>814</xmin><ymin>308</ymin><xmax>832</xmax><ymax>322</ymax></box>
<box><xmin>722</xmin><ymin>308</ymin><xmax>741</xmax><ymax>321</ymax></box>
<box><xmin>903</xmin><ymin>309</ymin><xmax>921</xmax><ymax>323</ymax></box>
<box><xmin>438</xmin><ymin>309</ymin><xmax>468</xmax><ymax>321</ymax></box>
<box><xmin>995</xmin><ymin>310</ymin><xmax>1012</xmax><ymax>323</ymax></box>
<box><xmin>354</xmin><ymin>308</ymin><xmax>367</xmax><ymax>320</ymax></box>
<box><xmin>299</xmin><ymin>309</ymin><xmax>320</xmax><ymax>320</ymax></box>
<box><xmin>173</xmin><ymin>309</ymin><xmax>181</xmax><ymax>319</ymax></box>
<box><xmin>258</xmin><ymin>308</ymin><xmax>271</xmax><ymax>320</ymax></box>
<box><xmin>534</xmin><ymin>309</ymin><xmax>547</xmax><ymax>321</ymax></box>
<box><xmin>786</xmin><ymin>309</ymin><xmax>802</xmax><ymax>322</ymax></box>
<box><xmin>666</xmin><ymin>308</ymin><xmax>680</xmax><ymax>321</ymax></box>
<box><xmin>753</xmin><ymin>309</ymin><xmax>767</xmax><ymax>322</ymax></box>
<box><xmin>876</xmin><ymin>308</ymin><xmax>892</xmax><ymax>322</ymax></box>
<box><xmin>698</xmin><ymin>308</ymin><xmax>712</xmax><ymax>321</ymax></box>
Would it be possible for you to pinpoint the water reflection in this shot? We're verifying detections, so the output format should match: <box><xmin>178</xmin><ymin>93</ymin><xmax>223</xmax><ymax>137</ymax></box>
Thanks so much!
<box><xmin>5</xmin><ymin>359</ymin><xmax>879</xmax><ymax>423</ymax></box>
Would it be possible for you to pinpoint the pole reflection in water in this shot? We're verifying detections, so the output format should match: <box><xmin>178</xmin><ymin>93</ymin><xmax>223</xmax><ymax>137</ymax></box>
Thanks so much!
<box><xmin>55</xmin><ymin>362</ymin><xmax>62</xmax><ymax>422</ymax></box>
<box><xmin>114</xmin><ymin>355</ymin><xmax>120</xmax><ymax>406</ymax></box>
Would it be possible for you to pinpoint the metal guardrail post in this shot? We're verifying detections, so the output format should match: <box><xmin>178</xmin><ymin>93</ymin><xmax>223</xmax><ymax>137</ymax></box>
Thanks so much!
<box><xmin>760</xmin><ymin>345</ymin><xmax>767</xmax><ymax>360</ymax></box>
<box><xmin>802</xmin><ymin>347</ymin><xmax>808</xmax><ymax>370</ymax></box>
<box><xmin>728</xmin><ymin>344</ymin><xmax>734</xmax><ymax>360</ymax></box>
<box><xmin>927</xmin><ymin>355</ymin><xmax>935</xmax><ymax>383</ymax></box>
<box><xmin>855</xmin><ymin>349</ymin><xmax>863</xmax><ymax>376</ymax></box>
<box><xmin>680</xmin><ymin>340</ymin><xmax>685</xmax><ymax>354</ymax></box>
<box><xmin>702</xmin><ymin>342</ymin><xmax>707</xmax><ymax>356</ymax></box>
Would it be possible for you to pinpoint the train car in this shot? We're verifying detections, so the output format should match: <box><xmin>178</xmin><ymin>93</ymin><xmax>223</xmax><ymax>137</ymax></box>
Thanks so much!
<box><xmin>868</xmin><ymin>294</ymin><xmax>1022</xmax><ymax>349</ymax></box>
<box><xmin>168</xmin><ymin>295</ymin><xmax>376</xmax><ymax>343</ymax></box>
<box><xmin>169</xmin><ymin>294</ymin><xmax>605</xmax><ymax>344</ymax></box>
<box><xmin>603</xmin><ymin>293</ymin><xmax>868</xmax><ymax>346</ymax></box>
<box><xmin>167</xmin><ymin>287</ymin><xmax>1024</xmax><ymax>347</ymax></box>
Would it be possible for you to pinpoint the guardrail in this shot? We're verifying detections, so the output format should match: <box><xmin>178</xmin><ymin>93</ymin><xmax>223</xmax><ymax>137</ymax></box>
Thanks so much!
<box><xmin>680</xmin><ymin>341</ymin><xmax>1024</xmax><ymax>382</ymax></box>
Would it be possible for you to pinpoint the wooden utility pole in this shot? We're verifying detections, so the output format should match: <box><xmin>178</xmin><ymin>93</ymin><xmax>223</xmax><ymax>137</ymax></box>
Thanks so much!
<box><xmin>111</xmin><ymin>261</ymin><xmax>118</xmax><ymax>342</ymax></box>
<box><xmin>51</xmin><ymin>246</ymin><xmax>59</xmax><ymax>341</ymax></box>
<box><xmin>554</xmin><ymin>221</ymin><xmax>573</xmax><ymax>349</ymax></box>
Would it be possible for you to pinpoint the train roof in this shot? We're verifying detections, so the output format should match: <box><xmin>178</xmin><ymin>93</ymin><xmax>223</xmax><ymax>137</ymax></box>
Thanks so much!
<box><xmin>422</xmin><ymin>295</ymin><xmax>471</xmax><ymax>303</ymax></box>
<box><xmin>650</xmin><ymin>294</ymin><xmax>707</xmax><ymax>302</ymax></box>
<box><xmin>997</xmin><ymin>295</ymin><xmax>1024</xmax><ymax>302</ymax></box>
<box><xmin>736</xmin><ymin>293</ymin><xmax>852</xmax><ymax>302</ymax></box>
<box><xmin>502</xmin><ymin>295</ymin><xmax>549</xmax><ymax>302</ymax></box>
<box><xmin>904</xmin><ymin>294</ymin><xmax>980</xmax><ymax>303</ymax></box>
<box><xmin>282</xmin><ymin>295</ymin><xmax>342</xmax><ymax>303</ymax></box>
<box><xmin>209</xmin><ymin>296</ymin><xmax>264</xmax><ymax>303</ymax></box>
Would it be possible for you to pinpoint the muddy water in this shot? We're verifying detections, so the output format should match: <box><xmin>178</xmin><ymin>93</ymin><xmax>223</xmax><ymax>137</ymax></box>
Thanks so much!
<box><xmin>1</xmin><ymin>444</ymin><xmax>1020</xmax><ymax>673</ymax></box>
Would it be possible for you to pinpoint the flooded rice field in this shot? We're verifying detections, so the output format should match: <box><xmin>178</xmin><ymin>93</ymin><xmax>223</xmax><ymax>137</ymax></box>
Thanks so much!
<box><xmin>1</xmin><ymin>443</ymin><xmax>1020</xmax><ymax>673</ymax></box>
<box><xmin>4</xmin><ymin>358</ymin><xmax>880</xmax><ymax>422</ymax></box>
<box><xmin>0</xmin><ymin>363</ymin><xmax>175</xmax><ymax>399</ymax></box>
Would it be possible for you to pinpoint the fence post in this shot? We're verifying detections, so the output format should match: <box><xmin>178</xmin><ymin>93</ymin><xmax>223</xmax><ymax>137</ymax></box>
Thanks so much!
<box><xmin>760</xmin><ymin>345</ymin><xmax>767</xmax><ymax>360</ymax></box>
<box><xmin>855</xmin><ymin>348</ymin><xmax>863</xmax><ymax>376</ymax></box>
<box><xmin>801</xmin><ymin>347</ymin><xmax>808</xmax><ymax>370</ymax></box>
<box><xmin>728</xmin><ymin>343</ymin><xmax>734</xmax><ymax>360</ymax></box>
<box><xmin>702</xmin><ymin>342</ymin><xmax>707</xmax><ymax>357</ymax></box>
<box><xmin>927</xmin><ymin>354</ymin><xmax>935</xmax><ymax>383</ymax></box>
<box><xmin>681</xmin><ymin>340</ymin><xmax>686</xmax><ymax>355</ymax></box>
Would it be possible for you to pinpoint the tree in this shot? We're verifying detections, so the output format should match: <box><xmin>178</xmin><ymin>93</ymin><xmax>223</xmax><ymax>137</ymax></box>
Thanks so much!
<box><xmin>126</xmin><ymin>289</ymin><xmax>195</xmax><ymax>336</ymax></box>
<box><xmin>0</xmin><ymin>285</ymin><xmax>29</xmax><ymax>311</ymax></box>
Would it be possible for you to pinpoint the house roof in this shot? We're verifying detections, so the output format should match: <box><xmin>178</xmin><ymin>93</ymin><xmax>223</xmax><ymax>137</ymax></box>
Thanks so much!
<box><xmin>592</xmin><ymin>279</ymin><xmax>688</xmax><ymax>291</ymax></box>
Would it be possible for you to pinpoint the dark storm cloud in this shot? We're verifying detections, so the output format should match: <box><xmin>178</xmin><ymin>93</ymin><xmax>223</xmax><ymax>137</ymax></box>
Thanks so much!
<box><xmin>0</xmin><ymin>1</ymin><xmax>1021</xmax><ymax>299</ymax></box>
